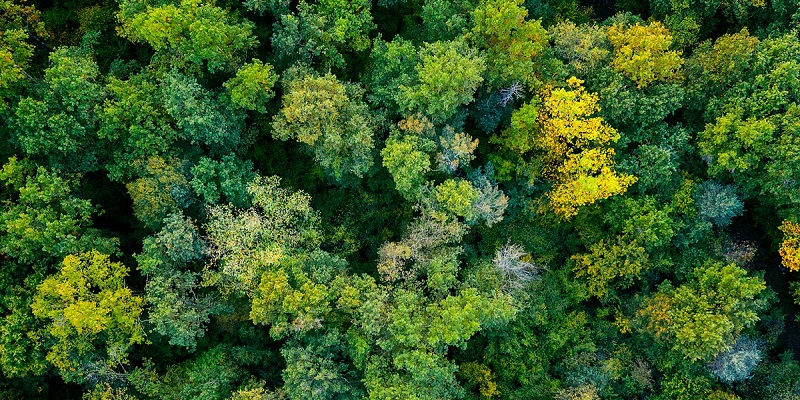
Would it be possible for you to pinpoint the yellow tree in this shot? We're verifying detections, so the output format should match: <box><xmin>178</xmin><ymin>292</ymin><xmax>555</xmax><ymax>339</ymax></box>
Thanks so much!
<box><xmin>780</xmin><ymin>220</ymin><xmax>800</xmax><ymax>272</ymax></box>
<box><xmin>607</xmin><ymin>21</ymin><xmax>683</xmax><ymax>88</ymax></box>
<box><xmin>502</xmin><ymin>77</ymin><xmax>636</xmax><ymax>218</ymax></box>
<box><xmin>31</xmin><ymin>251</ymin><xmax>144</xmax><ymax>383</ymax></box>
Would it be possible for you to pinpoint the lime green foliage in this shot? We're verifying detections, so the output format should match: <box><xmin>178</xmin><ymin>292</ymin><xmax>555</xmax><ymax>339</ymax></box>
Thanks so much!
<box><xmin>640</xmin><ymin>262</ymin><xmax>766</xmax><ymax>361</ymax></box>
<box><xmin>382</xmin><ymin>133</ymin><xmax>433</xmax><ymax>201</ymax></box>
<box><xmin>470</xmin><ymin>0</ymin><xmax>548</xmax><ymax>87</ymax></box>
<box><xmin>435</xmin><ymin>179</ymin><xmax>480</xmax><ymax>220</ymax></box>
<box><xmin>607</xmin><ymin>21</ymin><xmax>683</xmax><ymax>88</ymax></box>
<box><xmin>398</xmin><ymin>40</ymin><xmax>485</xmax><ymax>123</ymax></box>
<box><xmin>32</xmin><ymin>251</ymin><xmax>144</xmax><ymax>383</ymax></box>
<box><xmin>224</xmin><ymin>60</ymin><xmax>278</xmax><ymax>114</ymax></box>
<box><xmin>118</xmin><ymin>0</ymin><xmax>257</xmax><ymax>73</ymax></box>
<box><xmin>272</xmin><ymin>71</ymin><xmax>376</xmax><ymax>185</ymax></box>
<box><xmin>381</xmin><ymin>115</ymin><xmax>435</xmax><ymax>201</ymax></box>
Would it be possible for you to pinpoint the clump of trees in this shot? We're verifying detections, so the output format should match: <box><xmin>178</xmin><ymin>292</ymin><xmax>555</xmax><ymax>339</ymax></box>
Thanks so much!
<box><xmin>1</xmin><ymin>0</ymin><xmax>799</xmax><ymax>398</ymax></box>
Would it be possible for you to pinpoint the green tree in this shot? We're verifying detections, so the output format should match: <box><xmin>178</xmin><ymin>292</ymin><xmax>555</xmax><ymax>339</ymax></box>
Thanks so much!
<box><xmin>469</xmin><ymin>0</ymin><xmax>548</xmax><ymax>88</ymax></box>
<box><xmin>190</xmin><ymin>155</ymin><xmax>257</xmax><ymax>208</ymax></box>
<box><xmin>270</xmin><ymin>0</ymin><xmax>374</xmax><ymax>70</ymax></box>
<box><xmin>272</xmin><ymin>71</ymin><xmax>377</xmax><ymax>185</ymax></box>
<box><xmin>0</xmin><ymin>0</ymin><xmax>47</xmax><ymax>116</ymax></box>
<box><xmin>117</xmin><ymin>0</ymin><xmax>257</xmax><ymax>73</ymax></box>
<box><xmin>639</xmin><ymin>262</ymin><xmax>766</xmax><ymax>361</ymax></box>
<box><xmin>223</xmin><ymin>59</ymin><xmax>278</xmax><ymax>114</ymax></box>
<box><xmin>136</xmin><ymin>213</ymin><xmax>216</xmax><ymax>351</ymax></box>
<box><xmin>397</xmin><ymin>40</ymin><xmax>486</xmax><ymax>123</ymax></box>
<box><xmin>10</xmin><ymin>45</ymin><xmax>105</xmax><ymax>171</ymax></box>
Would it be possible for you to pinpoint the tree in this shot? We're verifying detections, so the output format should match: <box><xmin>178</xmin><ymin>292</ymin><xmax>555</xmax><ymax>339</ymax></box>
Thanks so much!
<box><xmin>434</xmin><ymin>179</ymin><xmax>480</xmax><ymax>221</ymax></box>
<box><xmin>551</xmin><ymin>21</ymin><xmax>611</xmax><ymax>77</ymax></box>
<box><xmin>129</xmin><ymin>345</ymin><xmax>272</xmax><ymax>400</ymax></box>
<box><xmin>270</xmin><ymin>0</ymin><xmax>374</xmax><ymax>71</ymax></box>
<box><xmin>693</xmin><ymin>181</ymin><xmax>744</xmax><ymax>228</ymax></box>
<box><xmin>397</xmin><ymin>40</ymin><xmax>486</xmax><ymax>123</ymax></box>
<box><xmin>606</xmin><ymin>21</ymin><xmax>683</xmax><ymax>88</ymax></box>
<box><xmin>381</xmin><ymin>118</ymin><xmax>435</xmax><ymax>201</ymax></box>
<box><xmin>223</xmin><ymin>59</ymin><xmax>278</xmax><ymax>114</ymax></box>
<box><xmin>0</xmin><ymin>0</ymin><xmax>47</xmax><ymax>116</ymax></box>
<box><xmin>639</xmin><ymin>262</ymin><xmax>766</xmax><ymax>361</ymax></box>
<box><xmin>0</xmin><ymin>157</ymin><xmax>117</xmax><ymax>266</ymax></box>
<box><xmin>190</xmin><ymin>154</ymin><xmax>257</xmax><ymax>208</ymax></box>
<box><xmin>469</xmin><ymin>0</ymin><xmax>548</xmax><ymax>88</ymax></box>
<box><xmin>161</xmin><ymin>70</ymin><xmax>245</xmax><ymax>149</ymax></box>
<box><xmin>272</xmin><ymin>71</ymin><xmax>377</xmax><ymax>185</ymax></box>
<box><xmin>496</xmin><ymin>77</ymin><xmax>635</xmax><ymax>218</ymax></box>
<box><xmin>126</xmin><ymin>156</ymin><xmax>192</xmax><ymax>229</ymax></box>
<box><xmin>572</xmin><ymin>236</ymin><xmax>648</xmax><ymax>300</ymax></box>
<box><xmin>31</xmin><ymin>251</ymin><xmax>144</xmax><ymax>384</ymax></box>
<box><xmin>99</xmin><ymin>71</ymin><xmax>180</xmax><ymax>181</ymax></box>
<box><xmin>779</xmin><ymin>220</ymin><xmax>800</xmax><ymax>272</ymax></box>
<box><xmin>10</xmin><ymin>44</ymin><xmax>105</xmax><ymax>172</ymax></box>
<box><xmin>117</xmin><ymin>0</ymin><xmax>257</xmax><ymax>73</ymax></box>
<box><xmin>709</xmin><ymin>336</ymin><xmax>762</xmax><ymax>384</ymax></box>
<box><xmin>204</xmin><ymin>175</ymin><xmax>349</xmax><ymax>342</ymax></box>
<box><xmin>136</xmin><ymin>213</ymin><xmax>216</xmax><ymax>351</ymax></box>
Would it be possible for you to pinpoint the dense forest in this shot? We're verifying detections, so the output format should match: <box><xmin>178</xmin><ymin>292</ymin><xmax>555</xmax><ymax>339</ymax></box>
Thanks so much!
<box><xmin>2</xmin><ymin>0</ymin><xmax>800</xmax><ymax>398</ymax></box>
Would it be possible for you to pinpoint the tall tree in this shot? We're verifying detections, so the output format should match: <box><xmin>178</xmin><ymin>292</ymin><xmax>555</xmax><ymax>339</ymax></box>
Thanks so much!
<box><xmin>272</xmin><ymin>71</ymin><xmax>377</xmax><ymax>186</ymax></box>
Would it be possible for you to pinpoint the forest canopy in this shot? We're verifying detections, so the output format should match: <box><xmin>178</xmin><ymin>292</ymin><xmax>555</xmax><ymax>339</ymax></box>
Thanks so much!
<box><xmin>2</xmin><ymin>0</ymin><xmax>800</xmax><ymax>398</ymax></box>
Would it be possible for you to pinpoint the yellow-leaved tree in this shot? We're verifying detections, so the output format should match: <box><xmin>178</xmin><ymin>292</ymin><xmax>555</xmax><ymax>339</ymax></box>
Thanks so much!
<box><xmin>493</xmin><ymin>77</ymin><xmax>635</xmax><ymax>218</ymax></box>
<box><xmin>780</xmin><ymin>220</ymin><xmax>800</xmax><ymax>272</ymax></box>
<box><xmin>607</xmin><ymin>21</ymin><xmax>684</xmax><ymax>88</ymax></box>
<box><xmin>31</xmin><ymin>251</ymin><xmax>144</xmax><ymax>383</ymax></box>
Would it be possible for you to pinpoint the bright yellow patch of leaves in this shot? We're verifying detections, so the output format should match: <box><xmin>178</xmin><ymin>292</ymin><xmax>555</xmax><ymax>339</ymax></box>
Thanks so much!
<box><xmin>538</xmin><ymin>77</ymin><xmax>636</xmax><ymax>218</ymax></box>
<box><xmin>779</xmin><ymin>220</ymin><xmax>800</xmax><ymax>272</ymax></box>
<box><xmin>607</xmin><ymin>21</ymin><xmax>683</xmax><ymax>88</ymax></box>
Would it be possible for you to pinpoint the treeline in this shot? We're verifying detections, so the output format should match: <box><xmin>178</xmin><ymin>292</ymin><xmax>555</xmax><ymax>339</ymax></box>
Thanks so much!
<box><xmin>2</xmin><ymin>0</ymin><xmax>800</xmax><ymax>398</ymax></box>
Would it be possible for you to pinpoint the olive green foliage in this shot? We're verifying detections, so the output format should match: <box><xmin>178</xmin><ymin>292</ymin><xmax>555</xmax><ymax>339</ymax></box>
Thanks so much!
<box><xmin>272</xmin><ymin>71</ymin><xmax>377</xmax><ymax>185</ymax></box>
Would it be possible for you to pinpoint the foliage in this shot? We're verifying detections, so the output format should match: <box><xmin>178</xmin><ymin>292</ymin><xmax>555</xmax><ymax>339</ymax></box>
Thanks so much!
<box><xmin>606</xmin><ymin>21</ymin><xmax>683</xmax><ymax>88</ymax></box>
<box><xmin>779</xmin><ymin>220</ymin><xmax>800</xmax><ymax>272</ymax></box>
<box><xmin>470</xmin><ymin>0</ymin><xmax>548</xmax><ymax>87</ymax></box>
<box><xmin>397</xmin><ymin>40</ymin><xmax>486</xmax><ymax>123</ymax></box>
<box><xmin>31</xmin><ymin>251</ymin><xmax>144</xmax><ymax>383</ymax></box>
<box><xmin>2</xmin><ymin>0</ymin><xmax>800</xmax><ymax>397</ymax></box>
<box><xmin>224</xmin><ymin>59</ymin><xmax>278</xmax><ymax>114</ymax></box>
<box><xmin>709</xmin><ymin>335</ymin><xmax>762</xmax><ymax>383</ymax></box>
<box><xmin>639</xmin><ymin>262</ymin><xmax>766</xmax><ymax>361</ymax></box>
<box><xmin>272</xmin><ymin>71</ymin><xmax>377</xmax><ymax>185</ymax></box>
<box><xmin>118</xmin><ymin>0</ymin><xmax>257</xmax><ymax>73</ymax></box>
